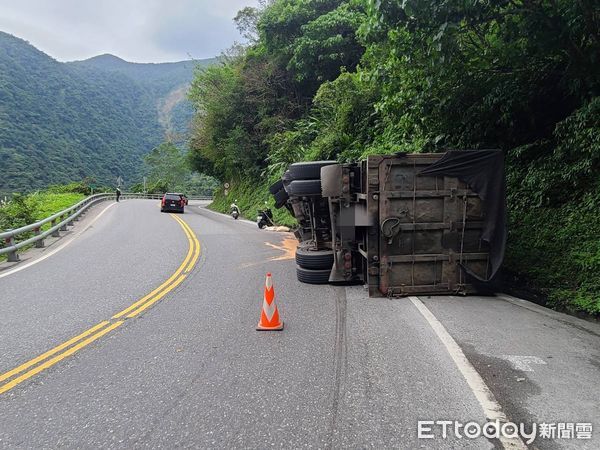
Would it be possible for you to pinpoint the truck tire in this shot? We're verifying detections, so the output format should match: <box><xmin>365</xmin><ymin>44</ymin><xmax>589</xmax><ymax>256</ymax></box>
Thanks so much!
<box><xmin>288</xmin><ymin>161</ymin><xmax>337</xmax><ymax>180</ymax></box>
<box><xmin>296</xmin><ymin>266</ymin><xmax>331</xmax><ymax>285</ymax></box>
<box><xmin>282</xmin><ymin>170</ymin><xmax>293</xmax><ymax>182</ymax></box>
<box><xmin>287</xmin><ymin>180</ymin><xmax>321</xmax><ymax>196</ymax></box>
<box><xmin>273</xmin><ymin>188</ymin><xmax>289</xmax><ymax>208</ymax></box>
<box><xmin>269</xmin><ymin>179</ymin><xmax>284</xmax><ymax>194</ymax></box>
<box><xmin>295</xmin><ymin>247</ymin><xmax>334</xmax><ymax>270</ymax></box>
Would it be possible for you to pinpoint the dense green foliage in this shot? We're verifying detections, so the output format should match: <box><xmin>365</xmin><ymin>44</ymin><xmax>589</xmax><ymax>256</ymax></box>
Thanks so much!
<box><xmin>129</xmin><ymin>142</ymin><xmax>218</xmax><ymax>196</ymax></box>
<box><xmin>188</xmin><ymin>0</ymin><xmax>366</xmax><ymax>182</ymax></box>
<box><xmin>209</xmin><ymin>179</ymin><xmax>296</xmax><ymax>227</ymax></box>
<box><xmin>0</xmin><ymin>194</ymin><xmax>37</xmax><ymax>233</ymax></box>
<box><xmin>189</xmin><ymin>0</ymin><xmax>599</xmax><ymax>315</ymax></box>
<box><xmin>0</xmin><ymin>191</ymin><xmax>85</xmax><ymax>234</ymax></box>
<box><xmin>0</xmin><ymin>32</ymin><xmax>213</xmax><ymax>193</ymax></box>
<box><xmin>0</xmin><ymin>178</ymin><xmax>106</xmax><ymax>234</ymax></box>
<box><xmin>70</xmin><ymin>54</ymin><xmax>214</xmax><ymax>145</ymax></box>
<box><xmin>0</xmin><ymin>184</ymin><xmax>90</xmax><ymax>261</ymax></box>
<box><xmin>69</xmin><ymin>54</ymin><xmax>211</xmax><ymax>98</ymax></box>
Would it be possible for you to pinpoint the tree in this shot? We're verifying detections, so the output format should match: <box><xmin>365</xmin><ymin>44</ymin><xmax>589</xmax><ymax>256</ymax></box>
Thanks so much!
<box><xmin>188</xmin><ymin>0</ymin><xmax>365</xmax><ymax>181</ymax></box>
<box><xmin>143</xmin><ymin>142</ymin><xmax>188</xmax><ymax>190</ymax></box>
<box><xmin>188</xmin><ymin>0</ymin><xmax>600</xmax><ymax>314</ymax></box>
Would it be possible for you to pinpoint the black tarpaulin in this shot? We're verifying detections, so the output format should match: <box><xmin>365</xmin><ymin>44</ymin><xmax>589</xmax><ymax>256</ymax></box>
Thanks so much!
<box><xmin>419</xmin><ymin>150</ymin><xmax>507</xmax><ymax>281</ymax></box>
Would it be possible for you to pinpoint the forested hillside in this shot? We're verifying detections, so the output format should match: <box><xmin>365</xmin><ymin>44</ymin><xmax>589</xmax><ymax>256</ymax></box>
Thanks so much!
<box><xmin>71</xmin><ymin>54</ymin><xmax>195</xmax><ymax>95</ymax></box>
<box><xmin>0</xmin><ymin>32</ymin><xmax>212</xmax><ymax>193</ymax></box>
<box><xmin>70</xmin><ymin>54</ymin><xmax>216</xmax><ymax>141</ymax></box>
<box><xmin>189</xmin><ymin>0</ymin><xmax>599</xmax><ymax>315</ymax></box>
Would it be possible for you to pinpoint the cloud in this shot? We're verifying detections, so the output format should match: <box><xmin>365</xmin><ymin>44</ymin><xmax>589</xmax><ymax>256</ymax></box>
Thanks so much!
<box><xmin>0</xmin><ymin>0</ymin><xmax>258</xmax><ymax>62</ymax></box>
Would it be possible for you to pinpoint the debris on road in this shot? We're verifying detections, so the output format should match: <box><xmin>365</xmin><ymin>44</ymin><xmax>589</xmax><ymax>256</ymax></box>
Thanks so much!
<box><xmin>264</xmin><ymin>225</ymin><xmax>291</xmax><ymax>232</ymax></box>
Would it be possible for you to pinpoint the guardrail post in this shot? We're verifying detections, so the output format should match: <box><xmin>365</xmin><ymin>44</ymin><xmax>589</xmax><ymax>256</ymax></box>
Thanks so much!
<box><xmin>34</xmin><ymin>227</ymin><xmax>45</xmax><ymax>248</ymax></box>
<box><xmin>4</xmin><ymin>236</ymin><xmax>19</xmax><ymax>262</ymax></box>
<box><xmin>51</xmin><ymin>219</ymin><xmax>60</xmax><ymax>237</ymax></box>
<box><xmin>60</xmin><ymin>214</ymin><xmax>68</xmax><ymax>231</ymax></box>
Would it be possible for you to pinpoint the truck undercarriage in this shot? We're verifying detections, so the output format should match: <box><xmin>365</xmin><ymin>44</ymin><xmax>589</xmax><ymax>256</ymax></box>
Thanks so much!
<box><xmin>270</xmin><ymin>151</ymin><xmax>506</xmax><ymax>297</ymax></box>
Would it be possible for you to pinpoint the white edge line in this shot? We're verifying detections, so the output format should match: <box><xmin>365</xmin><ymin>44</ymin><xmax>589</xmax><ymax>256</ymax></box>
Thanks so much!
<box><xmin>0</xmin><ymin>202</ymin><xmax>117</xmax><ymax>279</ymax></box>
<box><xmin>409</xmin><ymin>296</ymin><xmax>526</xmax><ymax>450</ymax></box>
<box><xmin>197</xmin><ymin>205</ymin><xmax>257</xmax><ymax>227</ymax></box>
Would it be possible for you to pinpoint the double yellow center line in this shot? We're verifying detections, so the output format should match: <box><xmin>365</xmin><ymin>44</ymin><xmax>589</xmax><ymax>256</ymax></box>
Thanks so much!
<box><xmin>112</xmin><ymin>214</ymin><xmax>199</xmax><ymax>319</ymax></box>
<box><xmin>0</xmin><ymin>214</ymin><xmax>200</xmax><ymax>395</ymax></box>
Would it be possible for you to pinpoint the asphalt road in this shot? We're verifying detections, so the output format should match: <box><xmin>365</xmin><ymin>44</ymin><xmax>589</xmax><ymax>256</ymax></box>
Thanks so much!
<box><xmin>0</xmin><ymin>200</ymin><xmax>598</xmax><ymax>449</ymax></box>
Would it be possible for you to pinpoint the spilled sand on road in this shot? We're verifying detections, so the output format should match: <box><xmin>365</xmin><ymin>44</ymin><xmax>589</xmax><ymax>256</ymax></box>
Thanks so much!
<box><xmin>240</xmin><ymin>235</ymin><xmax>297</xmax><ymax>268</ymax></box>
<box><xmin>265</xmin><ymin>236</ymin><xmax>297</xmax><ymax>261</ymax></box>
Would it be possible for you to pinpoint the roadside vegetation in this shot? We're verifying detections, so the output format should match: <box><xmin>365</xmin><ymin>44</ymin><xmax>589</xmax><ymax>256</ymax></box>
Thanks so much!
<box><xmin>129</xmin><ymin>142</ymin><xmax>219</xmax><ymax>196</ymax></box>
<box><xmin>0</xmin><ymin>181</ymin><xmax>98</xmax><ymax>259</ymax></box>
<box><xmin>209</xmin><ymin>179</ymin><xmax>296</xmax><ymax>228</ymax></box>
<box><xmin>0</xmin><ymin>181</ymin><xmax>97</xmax><ymax>232</ymax></box>
<box><xmin>187</xmin><ymin>0</ymin><xmax>599</xmax><ymax>315</ymax></box>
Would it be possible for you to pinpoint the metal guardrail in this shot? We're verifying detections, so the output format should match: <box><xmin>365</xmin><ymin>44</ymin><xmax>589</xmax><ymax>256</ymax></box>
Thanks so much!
<box><xmin>0</xmin><ymin>193</ymin><xmax>212</xmax><ymax>262</ymax></box>
<box><xmin>121</xmin><ymin>193</ymin><xmax>213</xmax><ymax>201</ymax></box>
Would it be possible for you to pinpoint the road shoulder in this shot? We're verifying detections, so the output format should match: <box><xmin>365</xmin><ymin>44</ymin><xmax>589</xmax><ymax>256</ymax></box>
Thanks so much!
<box><xmin>0</xmin><ymin>200</ymin><xmax>118</xmax><ymax>278</ymax></box>
<box><xmin>420</xmin><ymin>294</ymin><xmax>600</xmax><ymax>449</ymax></box>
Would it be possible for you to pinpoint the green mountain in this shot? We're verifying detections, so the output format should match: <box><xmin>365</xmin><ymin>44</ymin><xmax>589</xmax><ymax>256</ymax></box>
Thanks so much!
<box><xmin>70</xmin><ymin>54</ymin><xmax>197</xmax><ymax>96</ymax></box>
<box><xmin>0</xmin><ymin>32</ymin><xmax>214</xmax><ymax>193</ymax></box>
<box><xmin>69</xmin><ymin>54</ymin><xmax>217</xmax><ymax>140</ymax></box>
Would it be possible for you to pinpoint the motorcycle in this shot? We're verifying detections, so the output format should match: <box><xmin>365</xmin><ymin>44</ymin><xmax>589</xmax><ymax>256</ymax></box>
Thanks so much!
<box><xmin>257</xmin><ymin>207</ymin><xmax>274</xmax><ymax>229</ymax></box>
<box><xmin>230</xmin><ymin>203</ymin><xmax>240</xmax><ymax>220</ymax></box>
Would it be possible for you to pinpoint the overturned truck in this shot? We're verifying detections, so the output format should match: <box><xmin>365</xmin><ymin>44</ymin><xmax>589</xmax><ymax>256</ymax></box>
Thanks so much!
<box><xmin>270</xmin><ymin>150</ymin><xmax>507</xmax><ymax>297</ymax></box>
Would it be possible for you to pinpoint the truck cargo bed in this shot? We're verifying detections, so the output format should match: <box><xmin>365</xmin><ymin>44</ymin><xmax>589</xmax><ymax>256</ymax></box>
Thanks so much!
<box><xmin>273</xmin><ymin>150</ymin><xmax>506</xmax><ymax>297</ymax></box>
<box><xmin>365</xmin><ymin>154</ymin><xmax>490</xmax><ymax>297</ymax></box>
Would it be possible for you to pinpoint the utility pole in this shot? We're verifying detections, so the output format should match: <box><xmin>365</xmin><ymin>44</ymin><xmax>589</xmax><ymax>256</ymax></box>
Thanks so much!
<box><xmin>143</xmin><ymin>177</ymin><xmax>147</xmax><ymax>194</ymax></box>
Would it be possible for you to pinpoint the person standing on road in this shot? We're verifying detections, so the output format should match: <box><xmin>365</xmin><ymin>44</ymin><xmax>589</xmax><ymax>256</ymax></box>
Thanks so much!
<box><xmin>116</xmin><ymin>187</ymin><xmax>121</xmax><ymax>202</ymax></box>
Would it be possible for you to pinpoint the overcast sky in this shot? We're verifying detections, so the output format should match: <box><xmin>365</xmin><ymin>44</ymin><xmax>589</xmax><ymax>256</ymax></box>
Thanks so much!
<box><xmin>0</xmin><ymin>0</ymin><xmax>259</xmax><ymax>62</ymax></box>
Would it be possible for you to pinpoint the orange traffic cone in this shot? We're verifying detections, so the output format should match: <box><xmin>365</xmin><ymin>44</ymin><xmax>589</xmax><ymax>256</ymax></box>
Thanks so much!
<box><xmin>256</xmin><ymin>273</ymin><xmax>284</xmax><ymax>331</ymax></box>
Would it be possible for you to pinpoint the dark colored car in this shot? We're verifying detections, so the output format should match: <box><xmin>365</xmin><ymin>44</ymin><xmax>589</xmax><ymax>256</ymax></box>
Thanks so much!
<box><xmin>161</xmin><ymin>193</ymin><xmax>185</xmax><ymax>213</ymax></box>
